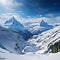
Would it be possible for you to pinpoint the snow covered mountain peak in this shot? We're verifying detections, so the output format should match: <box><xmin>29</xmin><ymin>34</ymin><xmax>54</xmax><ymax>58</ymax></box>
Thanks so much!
<box><xmin>24</xmin><ymin>20</ymin><xmax>54</xmax><ymax>35</ymax></box>
<box><xmin>4</xmin><ymin>16</ymin><xmax>33</xmax><ymax>40</ymax></box>
<box><xmin>40</xmin><ymin>20</ymin><xmax>48</xmax><ymax>27</ymax></box>
<box><xmin>4</xmin><ymin>16</ymin><xmax>23</xmax><ymax>27</ymax></box>
<box><xmin>40</xmin><ymin>20</ymin><xmax>53</xmax><ymax>28</ymax></box>
<box><xmin>4</xmin><ymin>16</ymin><xmax>24</xmax><ymax>32</ymax></box>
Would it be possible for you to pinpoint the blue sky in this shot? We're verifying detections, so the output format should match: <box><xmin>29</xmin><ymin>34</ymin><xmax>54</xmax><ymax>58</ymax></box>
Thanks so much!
<box><xmin>0</xmin><ymin>0</ymin><xmax>60</xmax><ymax>23</ymax></box>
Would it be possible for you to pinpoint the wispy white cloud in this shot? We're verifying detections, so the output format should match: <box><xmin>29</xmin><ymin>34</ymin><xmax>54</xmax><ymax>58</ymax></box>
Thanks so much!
<box><xmin>55</xmin><ymin>16</ymin><xmax>60</xmax><ymax>21</ymax></box>
<box><xmin>46</xmin><ymin>14</ymin><xmax>54</xmax><ymax>17</ymax></box>
<box><xmin>6</xmin><ymin>0</ymin><xmax>24</xmax><ymax>7</ymax></box>
<box><xmin>0</xmin><ymin>0</ymin><xmax>24</xmax><ymax>11</ymax></box>
<box><xmin>17</xmin><ymin>17</ymin><xmax>51</xmax><ymax>23</ymax></box>
<box><xmin>0</xmin><ymin>13</ymin><xmax>60</xmax><ymax>25</ymax></box>
<box><xmin>19</xmin><ymin>16</ymin><xmax>60</xmax><ymax>24</ymax></box>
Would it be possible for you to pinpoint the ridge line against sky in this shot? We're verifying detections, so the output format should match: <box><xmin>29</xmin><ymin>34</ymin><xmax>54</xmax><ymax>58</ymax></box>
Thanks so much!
<box><xmin>0</xmin><ymin>0</ymin><xmax>60</xmax><ymax>23</ymax></box>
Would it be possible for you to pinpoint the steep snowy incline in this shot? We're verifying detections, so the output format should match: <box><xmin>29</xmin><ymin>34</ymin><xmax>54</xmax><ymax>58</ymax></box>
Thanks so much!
<box><xmin>0</xmin><ymin>26</ymin><xmax>29</xmax><ymax>54</ymax></box>
<box><xmin>4</xmin><ymin>17</ymin><xmax>33</xmax><ymax>40</ymax></box>
<box><xmin>23</xmin><ymin>26</ymin><xmax>60</xmax><ymax>54</ymax></box>
<box><xmin>24</xmin><ymin>20</ymin><xmax>53</xmax><ymax>35</ymax></box>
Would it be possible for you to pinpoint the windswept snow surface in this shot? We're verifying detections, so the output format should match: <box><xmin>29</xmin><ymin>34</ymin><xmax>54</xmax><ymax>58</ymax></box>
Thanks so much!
<box><xmin>25</xmin><ymin>26</ymin><xmax>60</xmax><ymax>54</ymax></box>
<box><xmin>0</xmin><ymin>26</ymin><xmax>30</xmax><ymax>54</ymax></box>
<box><xmin>0</xmin><ymin>48</ymin><xmax>60</xmax><ymax>60</ymax></box>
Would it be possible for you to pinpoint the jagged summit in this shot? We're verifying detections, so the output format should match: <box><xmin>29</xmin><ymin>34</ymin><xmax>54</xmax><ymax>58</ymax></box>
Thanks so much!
<box><xmin>4</xmin><ymin>16</ymin><xmax>33</xmax><ymax>40</ymax></box>
<box><xmin>40</xmin><ymin>20</ymin><xmax>53</xmax><ymax>28</ymax></box>
<box><xmin>40</xmin><ymin>20</ymin><xmax>49</xmax><ymax>27</ymax></box>
<box><xmin>5</xmin><ymin>16</ymin><xmax>23</xmax><ymax>27</ymax></box>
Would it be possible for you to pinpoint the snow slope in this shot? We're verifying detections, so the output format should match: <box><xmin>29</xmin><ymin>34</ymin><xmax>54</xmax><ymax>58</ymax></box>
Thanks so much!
<box><xmin>4</xmin><ymin>17</ymin><xmax>33</xmax><ymax>40</ymax></box>
<box><xmin>23</xmin><ymin>26</ymin><xmax>60</xmax><ymax>54</ymax></box>
<box><xmin>0</xmin><ymin>26</ymin><xmax>30</xmax><ymax>54</ymax></box>
<box><xmin>0</xmin><ymin>48</ymin><xmax>60</xmax><ymax>60</ymax></box>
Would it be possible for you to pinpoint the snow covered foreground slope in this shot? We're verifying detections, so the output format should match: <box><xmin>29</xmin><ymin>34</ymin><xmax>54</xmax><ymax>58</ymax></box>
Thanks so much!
<box><xmin>0</xmin><ymin>48</ymin><xmax>60</xmax><ymax>60</ymax></box>
<box><xmin>0</xmin><ymin>25</ymin><xmax>60</xmax><ymax>54</ymax></box>
<box><xmin>23</xmin><ymin>26</ymin><xmax>60</xmax><ymax>54</ymax></box>
<box><xmin>0</xmin><ymin>26</ymin><xmax>30</xmax><ymax>54</ymax></box>
<box><xmin>4</xmin><ymin>17</ymin><xmax>33</xmax><ymax>40</ymax></box>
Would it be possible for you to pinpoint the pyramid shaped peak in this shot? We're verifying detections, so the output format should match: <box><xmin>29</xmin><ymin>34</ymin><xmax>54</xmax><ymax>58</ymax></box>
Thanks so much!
<box><xmin>9</xmin><ymin>16</ymin><xmax>17</xmax><ymax>22</ymax></box>
<box><xmin>40</xmin><ymin>20</ymin><xmax>53</xmax><ymax>28</ymax></box>
<box><xmin>5</xmin><ymin>16</ymin><xmax>18</xmax><ymax>25</ymax></box>
<box><xmin>11</xmin><ymin>16</ymin><xmax>16</xmax><ymax>19</ymax></box>
<box><xmin>40</xmin><ymin>20</ymin><xmax>48</xmax><ymax>27</ymax></box>
<box><xmin>11</xmin><ymin>16</ymin><xmax>15</xmax><ymax>18</ymax></box>
<box><xmin>41</xmin><ymin>20</ymin><xmax>46</xmax><ymax>23</ymax></box>
<box><xmin>4</xmin><ymin>16</ymin><xmax>24</xmax><ymax>28</ymax></box>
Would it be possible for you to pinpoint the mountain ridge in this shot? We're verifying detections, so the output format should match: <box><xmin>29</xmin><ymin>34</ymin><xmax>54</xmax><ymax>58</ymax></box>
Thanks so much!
<box><xmin>4</xmin><ymin>16</ymin><xmax>33</xmax><ymax>40</ymax></box>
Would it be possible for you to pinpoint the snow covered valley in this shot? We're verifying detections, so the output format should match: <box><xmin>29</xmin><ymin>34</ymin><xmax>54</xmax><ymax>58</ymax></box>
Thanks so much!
<box><xmin>0</xmin><ymin>17</ymin><xmax>60</xmax><ymax>60</ymax></box>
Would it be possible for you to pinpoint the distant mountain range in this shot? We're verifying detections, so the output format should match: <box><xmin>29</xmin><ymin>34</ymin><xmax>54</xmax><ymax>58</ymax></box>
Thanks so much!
<box><xmin>24</xmin><ymin>20</ymin><xmax>54</xmax><ymax>35</ymax></box>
